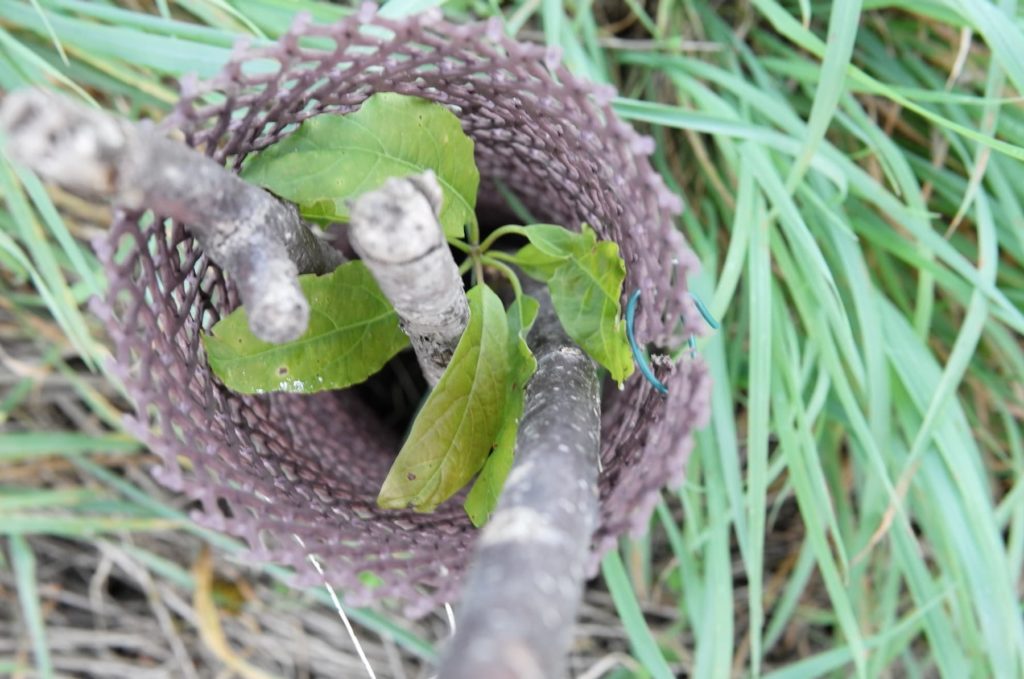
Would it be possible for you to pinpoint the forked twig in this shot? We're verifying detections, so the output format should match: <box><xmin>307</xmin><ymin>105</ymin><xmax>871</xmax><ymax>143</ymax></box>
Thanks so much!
<box><xmin>0</xmin><ymin>88</ymin><xmax>345</xmax><ymax>343</ymax></box>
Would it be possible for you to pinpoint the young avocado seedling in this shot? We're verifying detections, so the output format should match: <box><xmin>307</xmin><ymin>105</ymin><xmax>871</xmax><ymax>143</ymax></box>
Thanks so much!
<box><xmin>201</xmin><ymin>93</ymin><xmax>635</xmax><ymax>523</ymax></box>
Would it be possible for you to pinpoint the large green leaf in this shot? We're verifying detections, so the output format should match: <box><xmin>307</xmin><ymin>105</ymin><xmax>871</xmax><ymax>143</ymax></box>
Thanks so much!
<box><xmin>464</xmin><ymin>295</ymin><xmax>540</xmax><ymax>526</ymax></box>
<box><xmin>512</xmin><ymin>244</ymin><xmax>564</xmax><ymax>281</ymax></box>
<box><xmin>514</xmin><ymin>224</ymin><xmax>634</xmax><ymax>383</ymax></box>
<box><xmin>513</xmin><ymin>223</ymin><xmax>583</xmax><ymax>256</ymax></box>
<box><xmin>202</xmin><ymin>261</ymin><xmax>408</xmax><ymax>394</ymax></box>
<box><xmin>240</xmin><ymin>92</ymin><xmax>479</xmax><ymax>239</ymax></box>
<box><xmin>377</xmin><ymin>285</ymin><xmax>509</xmax><ymax>513</ymax></box>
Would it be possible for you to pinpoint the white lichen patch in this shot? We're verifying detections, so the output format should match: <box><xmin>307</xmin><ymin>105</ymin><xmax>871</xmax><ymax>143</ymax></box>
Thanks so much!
<box><xmin>480</xmin><ymin>507</ymin><xmax>562</xmax><ymax>547</ymax></box>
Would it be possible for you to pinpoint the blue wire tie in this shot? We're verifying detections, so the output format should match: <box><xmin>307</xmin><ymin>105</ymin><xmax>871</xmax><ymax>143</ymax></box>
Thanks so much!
<box><xmin>627</xmin><ymin>288</ymin><xmax>721</xmax><ymax>393</ymax></box>
<box><xmin>626</xmin><ymin>289</ymin><xmax>669</xmax><ymax>395</ymax></box>
<box><xmin>689</xmin><ymin>291</ymin><xmax>720</xmax><ymax>330</ymax></box>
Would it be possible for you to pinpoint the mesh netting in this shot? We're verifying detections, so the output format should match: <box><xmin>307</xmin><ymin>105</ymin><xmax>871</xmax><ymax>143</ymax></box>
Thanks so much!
<box><xmin>92</xmin><ymin>5</ymin><xmax>711</xmax><ymax>616</ymax></box>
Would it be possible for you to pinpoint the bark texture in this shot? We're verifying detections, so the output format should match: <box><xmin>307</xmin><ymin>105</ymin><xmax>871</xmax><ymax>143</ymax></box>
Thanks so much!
<box><xmin>439</xmin><ymin>289</ymin><xmax>601</xmax><ymax>679</ymax></box>
<box><xmin>348</xmin><ymin>171</ymin><xmax>469</xmax><ymax>386</ymax></box>
<box><xmin>0</xmin><ymin>87</ymin><xmax>344</xmax><ymax>343</ymax></box>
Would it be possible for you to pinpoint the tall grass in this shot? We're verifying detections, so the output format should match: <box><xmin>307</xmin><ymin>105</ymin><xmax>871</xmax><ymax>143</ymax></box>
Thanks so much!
<box><xmin>2</xmin><ymin>1</ymin><xmax>1022</xmax><ymax>677</ymax></box>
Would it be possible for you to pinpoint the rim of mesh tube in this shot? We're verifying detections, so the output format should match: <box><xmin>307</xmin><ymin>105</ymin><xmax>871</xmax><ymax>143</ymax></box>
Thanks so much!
<box><xmin>93</xmin><ymin>4</ymin><xmax>712</xmax><ymax>616</ymax></box>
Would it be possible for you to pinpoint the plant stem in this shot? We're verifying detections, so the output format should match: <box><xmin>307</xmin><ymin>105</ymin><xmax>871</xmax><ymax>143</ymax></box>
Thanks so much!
<box><xmin>472</xmin><ymin>253</ymin><xmax>485</xmax><ymax>289</ymax></box>
<box><xmin>479</xmin><ymin>224</ymin><xmax>530</xmax><ymax>254</ymax></box>
<box><xmin>482</xmin><ymin>255</ymin><xmax>524</xmax><ymax>300</ymax></box>
<box><xmin>482</xmin><ymin>250</ymin><xmax>521</xmax><ymax>264</ymax></box>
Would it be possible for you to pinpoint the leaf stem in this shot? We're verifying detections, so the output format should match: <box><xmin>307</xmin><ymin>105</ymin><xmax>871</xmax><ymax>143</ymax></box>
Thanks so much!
<box><xmin>482</xmin><ymin>255</ymin><xmax>523</xmax><ymax>300</ymax></box>
<box><xmin>480</xmin><ymin>250</ymin><xmax>520</xmax><ymax>264</ymax></box>
<box><xmin>479</xmin><ymin>224</ymin><xmax>531</xmax><ymax>254</ymax></box>
<box><xmin>472</xmin><ymin>253</ymin><xmax>485</xmax><ymax>287</ymax></box>
<box><xmin>467</xmin><ymin>217</ymin><xmax>481</xmax><ymax>248</ymax></box>
<box><xmin>449</xmin><ymin>238</ymin><xmax>478</xmax><ymax>283</ymax></box>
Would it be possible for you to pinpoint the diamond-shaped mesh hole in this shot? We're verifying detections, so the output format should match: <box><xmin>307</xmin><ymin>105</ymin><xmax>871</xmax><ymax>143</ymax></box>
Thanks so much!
<box><xmin>94</xmin><ymin>7</ymin><xmax>711</xmax><ymax>616</ymax></box>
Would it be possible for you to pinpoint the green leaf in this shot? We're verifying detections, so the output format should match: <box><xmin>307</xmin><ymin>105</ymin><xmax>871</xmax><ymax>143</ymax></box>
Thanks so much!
<box><xmin>514</xmin><ymin>224</ymin><xmax>634</xmax><ymax>383</ymax></box>
<box><xmin>512</xmin><ymin>244</ymin><xmax>565</xmax><ymax>280</ymax></box>
<box><xmin>377</xmin><ymin>285</ymin><xmax>509</xmax><ymax>512</ymax></box>
<box><xmin>514</xmin><ymin>223</ymin><xmax>584</xmax><ymax>256</ymax></box>
<box><xmin>240</xmin><ymin>92</ymin><xmax>479</xmax><ymax>239</ymax></box>
<box><xmin>202</xmin><ymin>261</ymin><xmax>408</xmax><ymax>394</ymax></box>
<box><xmin>464</xmin><ymin>295</ymin><xmax>540</xmax><ymax>526</ymax></box>
<box><xmin>510</xmin><ymin>223</ymin><xmax>581</xmax><ymax>279</ymax></box>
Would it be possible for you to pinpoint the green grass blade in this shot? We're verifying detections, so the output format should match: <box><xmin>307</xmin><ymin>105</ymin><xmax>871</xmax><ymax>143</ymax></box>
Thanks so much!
<box><xmin>13</xmin><ymin>165</ymin><xmax>102</xmax><ymax>297</ymax></box>
<box><xmin>882</xmin><ymin>298</ymin><xmax>1024</xmax><ymax>675</ymax></box>
<box><xmin>176</xmin><ymin>0</ymin><xmax>268</xmax><ymax>37</ymax></box>
<box><xmin>744</xmin><ymin>155</ymin><xmax>771</xmax><ymax>675</ymax></box>
<box><xmin>28</xmin><ymin>0</ymin><xmax>68</xmax><ymax>64</ymax></box>
<box><xmin>379</xmin><ymin>0</ymin><xmax>447</xmax><ymax>19</ymax></box>
<box><xmin>0</xmin><ymin>158</ymin><xmax>101</xmax><ymax>367</ymax></box>
<box><xmin>0</xmin><ymin>488</ymin><xmax>102</xmax><ymax>512</ymax></box>
<box><xmin>5</xmin><ymin>1</ymin><xmax>233</xmax><ymax>77</ymax></box>
<box><xmin>948</xmin><ymin>0</ymin><xmax>1024</xmax><ymax>99</ymax></box>
<box><xmin>762</xmin><ymin>541</ymin><xmax>816</xmax><ymax>651</ymax></box>
<box><xmin>0</xmin><ymin>432</ymin><xmax>141</xmax><ymax>461</ymax></box>
<box><xmin>693</xmin><ymin>432</ymin><xmax>739</xmax><ymax>677</ymax></box>
<box><xmin>7</xmin><ymin>535</ymin><xmax>54</xmax><ymax>679</ymax></box>
<box><xmin>898</xmin><ymin>190</ymin><xmax>995</xmax><ymax>503</ymax></box>
<box><xmin>0</xmin><ymin>24</ymin><xmax>94</xmax><ymax>103</ymax></box>
<box><xmin>602</xmin><ymin>550</ymin><xmax>674</xmax><ymax>679</ymax></box>
<box><xmin>1</xmin><ymin>516</ymin><xmax>180</xmax><ymax>536</ymax></box>
<box><xmin>763</xmin><ymin>596</ymin><xmax>938</xmax><ymax>679</ymax></box>
<box><xmin>786</xmin><ymin>0</ymin><xmax>862</xmax><ymax>189</ymax></box>
<box><xmin>745</xmin><ymin>145</ymin><xmax>866</xmax><ymax>391</ymax></box>
<box><xmin>751</xmin><ymin>0</ymin><xmax>1024</xmax><ymax>162</ymax></box>
<box><xmin>772</xmin><ymin>318</ymin><xmax>865</xmax><ymax>677</ymax></box>
<box><xmin>41</xmin><ymin>0</ymin><xmax>247</xmax><ymax>46</ymax></box>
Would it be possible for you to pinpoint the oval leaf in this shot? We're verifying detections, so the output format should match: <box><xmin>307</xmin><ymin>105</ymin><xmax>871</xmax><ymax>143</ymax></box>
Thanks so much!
<box><xmin>378</xmin><ymin>285</ymin><xmax>509</xmax><ymax>513</ymax></box>
<box><xmin>464</xmin><ymin>295</ymin><xmax>540</xmax><ymax>526</ymax></box>
<box><xmin>240</xmin><ymin>92</ymin><xmax>479</xmax><ymax>239</ymax></box>
<box><xmin>513</xmin><ymin>223</ymin><xmax>581</xmax><ymax>257</ymax></box>
<box><xmin>513</xmin><ymin>224</ymin><xmax>635</xmax><ymax>384</ymax></box>
<box><xmin>202</xmin><ymin>261</ymin><xmax>408</xmax><ymax>394</ymax></box>
<box><xmin>513</xmin><ymin>244</ymin><xmax>566</xmax><ymax>281</ymax></box>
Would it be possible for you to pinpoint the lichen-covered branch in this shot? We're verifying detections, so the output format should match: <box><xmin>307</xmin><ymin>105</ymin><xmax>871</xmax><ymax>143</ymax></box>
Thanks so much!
<box><xmin>348</xmin><ymin>172</ymin><xmax>469</xmax><ymax>385</ymax></box>
<box><xmin>0</xmin><ymin>87</ymin><xmax>345</xmax><ymax>344</ymax></box>
<box><xmin>439</xmin><ymin>288</ymin><xmax>601</xmax><ymax>679</ymax></box>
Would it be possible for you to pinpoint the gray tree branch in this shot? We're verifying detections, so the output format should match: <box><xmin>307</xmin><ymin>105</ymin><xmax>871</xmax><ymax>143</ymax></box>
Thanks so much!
<box><xmin>439</xmin><ymin>287</ymin><xmax>602</xmax><ymax>679</ymax></box>
<box><xmin>348</xmin><ymin>172</ymin><xmax>469</xmax><ymax>386</ymax></box>
<box><xmin>0</xmin><ymin>88</ymin><xmax>345</xmax><ymax>344</ymax></box>
<box><xmin>349</xmin><ymin>182</ymin><xmax>598</xmax><ymax>677</ymax></box>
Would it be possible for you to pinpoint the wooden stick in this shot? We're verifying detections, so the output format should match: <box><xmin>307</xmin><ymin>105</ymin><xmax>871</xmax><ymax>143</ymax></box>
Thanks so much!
<box><xmin>0</xmin><ymin>88</ymin><xmax>345</xmax><ymax>343</ymax></box>
<box><xmin>348</xmin><ymin>172</ymin><xmax>468</xmax><ymax>385</ymax></box>
<box><xmin>439</xmin><ymin>287</ymin><xmax>601</xmax><ymax>679</ymax></box>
